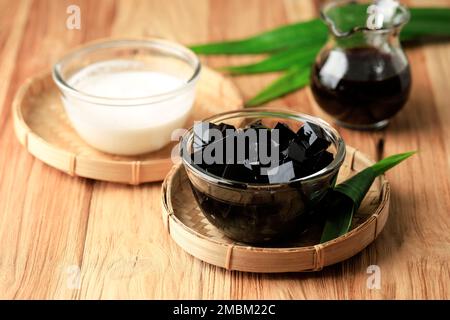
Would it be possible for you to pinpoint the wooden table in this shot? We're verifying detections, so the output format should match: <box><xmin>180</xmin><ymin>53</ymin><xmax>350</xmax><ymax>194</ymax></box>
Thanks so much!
<box><xmin>1</xmin><ymin>0</ymin><xmax>449</xmax><ymax>299</ymax></box>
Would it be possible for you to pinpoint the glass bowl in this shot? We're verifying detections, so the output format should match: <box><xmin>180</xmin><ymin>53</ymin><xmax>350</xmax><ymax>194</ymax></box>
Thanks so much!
<box><xmin>53</xmin><ymin>39</ymin><xmax>201</xmax><ymax>155</ymax></box>
<box><xmin>180</xmin><ymin>109</ymin><xmax>346</xmax><ymax>244</ymax></box>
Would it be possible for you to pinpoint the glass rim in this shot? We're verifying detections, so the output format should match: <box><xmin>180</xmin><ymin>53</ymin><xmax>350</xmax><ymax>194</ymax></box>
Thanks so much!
<box><xmin>52</xmin><ymin>38</ymin><xmax>201</xmax><ymax>106</ymax></box>
<box><xmin>321</xmin><ymin>0</ymin><xmax>410</xmax><ymax>38</ymax></box>
<box><xmin>180</xmin><ymin>108</ymin><xmax>347</xmax><ymax>190</ymax></box>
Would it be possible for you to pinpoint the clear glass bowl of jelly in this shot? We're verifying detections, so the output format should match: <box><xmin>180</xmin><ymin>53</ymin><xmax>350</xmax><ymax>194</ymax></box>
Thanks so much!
<box><xmin>180</xmin><ymin>109</ymin><xmax>346</xmax><ymax>244</ymax></box>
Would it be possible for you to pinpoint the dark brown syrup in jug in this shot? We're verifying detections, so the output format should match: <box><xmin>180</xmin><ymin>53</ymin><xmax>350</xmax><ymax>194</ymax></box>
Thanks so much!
<box><xmin>311</xmin><ymin>47</ymin><xmax>411</xmax><ymax>127</ymax></box>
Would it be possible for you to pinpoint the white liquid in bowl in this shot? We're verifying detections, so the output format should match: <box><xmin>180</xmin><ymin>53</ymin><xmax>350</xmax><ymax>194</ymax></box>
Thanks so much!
<box><xmin>61</xmin><ymin>60</ymin><xmax>196</xmax><ymax>155</ymax></box>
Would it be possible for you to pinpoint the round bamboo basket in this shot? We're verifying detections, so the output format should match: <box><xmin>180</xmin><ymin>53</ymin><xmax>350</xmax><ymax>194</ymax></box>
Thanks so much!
<box><xmin>161</xmin><ymin>146</ymin><xmax>390</xmax><ymax>273</ymax></box>
<box><xmin>12</xmin><ymin>67</ymin><xmax>243</xmax><ymax>184</ymax></box>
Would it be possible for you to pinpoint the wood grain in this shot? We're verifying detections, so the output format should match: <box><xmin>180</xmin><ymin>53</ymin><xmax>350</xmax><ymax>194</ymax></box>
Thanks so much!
<box><xmin>0</xmin><ymin>0</ymin><xmax>449</xmax><ymax>299</ymax></box>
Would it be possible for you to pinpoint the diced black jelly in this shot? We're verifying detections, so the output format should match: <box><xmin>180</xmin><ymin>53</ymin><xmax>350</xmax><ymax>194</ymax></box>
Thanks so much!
<box><xmin>296</xmin><ymin>122</ymin><xmax>331</xmax><ymax>157</ymax></box>
<box><xmin>248</xmin><ymin>119</ymin><xmax>268</xmax><ymax>130</ymax></box>
<box><xmin>273</xmin><ymin>122</ymin><xmax>297</xmax><ymax>148</ymax></box>
<box><xmin>193</xmin><ymin>122</ymin><xmax>235</xmax><ymax>151</ymax></box>
<box><xmin>187</xmin><ymin>120</ymin><xmax>337</xmax><ymax>243</ymax></box>
<box><xmin>267</xmin><ymin>161</ymin><xmax>296</xmax><ymax>184</ymax></box>
<box><xmin>190</xmin><ymin>120</ymin><xmax>333</xmax><ymax>184</ymax></box>
<box><xmin>218</xmin><ymin>122</ymin><xmax>236</xmax><ymax>135</ymax></box>
<box><xmin>222</xmin><ymin>160</ymin><xmax>259</xmax><ymax>183</ymax></box>
<box><xmin>286</xmin><ymin>140</ymin><xmax>308</xmax><ymax>163</ymax></box>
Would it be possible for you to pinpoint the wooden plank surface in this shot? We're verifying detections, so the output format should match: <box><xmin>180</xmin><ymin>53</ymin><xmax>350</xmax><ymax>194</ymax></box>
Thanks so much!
<box><xmin>0</xmin><ymin>0</ymin><xmax>449</xmax><ymax>299</ymax></box>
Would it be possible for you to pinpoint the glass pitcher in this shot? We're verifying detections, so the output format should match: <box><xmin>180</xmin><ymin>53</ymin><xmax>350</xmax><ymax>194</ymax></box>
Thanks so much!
<box><xmin>310</xmin><ymin>0</ymin><xmax>411</xmax><ymax>130</ymax></box>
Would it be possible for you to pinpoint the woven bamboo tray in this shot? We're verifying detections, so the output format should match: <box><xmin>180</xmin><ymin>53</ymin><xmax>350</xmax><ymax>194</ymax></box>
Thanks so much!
<box><xmin>12</xmin><ymin>66</ymin><xmax>243</xmax><ymax>184</ymax></box>
<box><xmin>161</xmin><ymin>146</ymin><xmax>390</xmax><ymax>273</ymax></box>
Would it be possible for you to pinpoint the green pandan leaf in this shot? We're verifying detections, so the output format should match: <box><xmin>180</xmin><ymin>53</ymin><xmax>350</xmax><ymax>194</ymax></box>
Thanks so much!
<box><xmin>222</xmin><ymin>45</ymin><xmax>320</xmax><ymax>74</ymax></box>
<box><xmin>320</xmin><ymin>193</ymin><xmax>355</xmax><ymax>243</ymax></box>
<box><xmin>191</xmin><ymin>8</ymin><xmax>450</xmax><ymax>55</ymax></box>
<box><xmin>335</xmin><ymin>151</ymin><xmax>416</xmax><ymax>207</ymax></box>
<box><xmin>192</xmin><ymin>7</ymin><xmax>450</xmax><ymax>106</ymax></box>
<box><xmin>245</xmin><ymin>66</ymin><xmax>310</xmax><ymax>107</ymax></box>
<box><xmin>320</xmin><ymin>151</ymin><xmax>416</xmax><ymax>243</ymax></box>
<box><xmin>190</xmin><ymin>19</ymin><xmax>327</xmax><ymax>54</ymax></box>
<box><xmin>333</xmin><ymin>168</ymin><xmax>377</xmax><ymax>211</ymax></box>
<box><xmin>371</xmin><ymin>151</ymin><xmax>417</xmax><ymax>176</ymax></box>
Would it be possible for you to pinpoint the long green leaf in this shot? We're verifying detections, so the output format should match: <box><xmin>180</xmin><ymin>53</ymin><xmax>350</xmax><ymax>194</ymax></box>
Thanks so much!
<box><xmin>245</xmin><ymin>19</ymin><xmax>450</xmax><ymax>105</ymax></box>
<box><xmin>403</xmin><ymin>8</ymin><xmax>450</xmax><ymax>40</ymax></box>
<box><xmin>223</xmin><ymin>45</ymin><xmax>320</xmax><ymax>74</ymax></box>
<box><xmin>335</xmin><ymin>151</ymin><xmax>416</xmax><ymax>206</ymax></box>
<box><xmin>191</xmin><ymin>19</ymin><xmax>327</xmax><ymax>54</ymax></box>
<box><xmin>245</xmin><ymin>66</ymin><xmax>310</xmax><ymax>107</ymax></box>
<box><xmin>322</xmin><ymin>6</ymin><xmax>450</xmax><ymax>40</ymax></box>
<box><xmin>320</xmin><ymin>151</ymin><xmax>416</xmax><ymax>243</ymax></box>
<box><xmin>334</xmin><ymin>168</ymin><xmax>377</xmax><ymax>211</ymax></box>
<box><xmin>371</xmin><ymin>151</ymin><xmax>417</xmax><ymax>176</ymax></box>
<box><xmin>191</xmin><ymin>8</ymin><xmax>450</xmax><ymax>55</ymax></box>
<box><xmin>409</xmin><ymin>7</ymin><xmax>450</xmax><ymax>19</ymax></box>
<box><xmin>193</xmin><ymin>7</ymin><xmax>450</xmax><ymax>105</ymax></box>
<box><xmin>320</xmin><ymin>193</ymin><xmax>355</xmax><ymax>243</ymax></box>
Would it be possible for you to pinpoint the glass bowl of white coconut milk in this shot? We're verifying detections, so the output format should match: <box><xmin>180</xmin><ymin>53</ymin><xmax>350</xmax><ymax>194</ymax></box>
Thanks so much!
<box><xmin>53</xmin><ymin>39</ymin><xmax>201</xmax><ymax>155</ymax></box>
